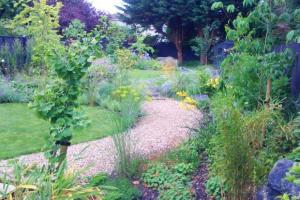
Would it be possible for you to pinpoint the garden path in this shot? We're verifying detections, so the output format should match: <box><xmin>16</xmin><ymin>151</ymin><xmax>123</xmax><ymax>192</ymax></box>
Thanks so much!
<box><xmin>0</xmin><ymin>98</ymin><xmax>202</xmax><ymax>176</ymax></box>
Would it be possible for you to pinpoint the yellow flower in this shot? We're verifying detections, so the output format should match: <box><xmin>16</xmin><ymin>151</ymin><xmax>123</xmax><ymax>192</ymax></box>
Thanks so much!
<box><xmin>207</xmin><ymin>78</ymin><xmax>220</xmax><ymax>88</ymax></box>
<box><xmin>176</xmin><ymin>91</ymin><xmax>188</xmax><ymax>97</ymax></box>
<box><xmin>183</xmin><ymin>96</ymin><xmax>197</xmax><ymax>106</ymax></box>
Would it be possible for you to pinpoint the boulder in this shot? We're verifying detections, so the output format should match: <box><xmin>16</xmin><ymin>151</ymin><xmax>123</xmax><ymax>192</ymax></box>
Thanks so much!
<box><xmin>157</xmin><ymin>57</ymin><xmax>178</xmax><ymax>68</ymax></box>
<box><xmin>256</xmin><ymin>185</ymin><xmax>281</xmax><ymax>200</ymax></box>
<box><xmin>160</xmin><ymin>81</ymin><xmax>173</xmax><ymax>97</ymax></box>
<box><xmin>257</xmin><ymin>159</ymin><xmax>300</xmax><ymax>199</ymax></box>
<box><xmin>192</xmin><ymin>94</ymin><xmax>209</xmax><ymax>102</ymax></box>
<box><xmin>268</xmin><ymin>159</ymin><xmax>294</xmax><ymax>192</ymax></box>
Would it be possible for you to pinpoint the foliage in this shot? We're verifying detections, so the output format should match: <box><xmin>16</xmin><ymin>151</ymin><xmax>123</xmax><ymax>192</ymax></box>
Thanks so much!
<box><xmin>0</xmin><ymin>75</ymin><xmax>38</xmax><ymax>103</ymax></box>
<box><xmin>121</xmin><ymin>0</ymin><xmax>251</xmax><ymax>63</ymax></box>
<box><xmin>130</xmin><ymin>35</ymin><xmax>154</xmax><ymax>56</ymax></box>
<box><xmin>111</xmin><ymin>84</ymin><xmax>142</xmax><ymax>178</ymax></box>
<box><xmin>142</xmin><ymin>162</ymin><xmax>194</xmax><ymax>200</ymax></box>
<box><xmin>209</xmin><ymin>91</ymin><xmax>277</xmax><ymax>199</ymax></box>
<box><xmin>0</xmin><ymin>39</ymin><xmax>32</xmax><ymax>74</ymax></box>
<box><xmin>0</xmin><ymin>0</ymin><xmax>31</xmax><ymax>19</ymax></box>
<box><xmin>30</xmin><ymin>34</ymin><xmax>100</xmax><ymax>170</ymax></box>
<box><xmin>190</xmin><ymin>25</ymin><xmax>219</xmax><ymax>64</ymax></box>
<box><xmin>63</xmin><ymin>19</ymin><xmax>86</xmax><ymax>40</ymax></box>
<box><xmin>206</xmin><ymin>176</ymin><xmax>228</xmax><ymax>200</ymax></box>
<box><xmin>134</xmin><ymin>58</ymin><xmax>162</xmax><ymax>70</ymax></box>
<box><xmin>89</xmin><ymin>174</ymin><xmax>141</xmax><ymax>200</ymax></box>
<box><xmin>0</xmin><ymin>160</ymin><xmax>103</xmax><ymax>199</ymax></box>
<box><xmin>115</xmin><ymin>49</ymin><xmax>138</xmax><ymax>70</ymax></box>
<box><xmin>11</xmin><ymin>0</ymin><xmax>62</xmax><ymax>71</ymax></box>
<box><xmin>96</xmin><ymin>17</ymin><xmax>133</xmax><ymax>56</ymax></box>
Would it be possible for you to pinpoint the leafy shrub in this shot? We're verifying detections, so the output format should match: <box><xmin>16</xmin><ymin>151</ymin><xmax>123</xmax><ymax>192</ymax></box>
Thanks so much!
<box><xmin>1</xmin><ymin>161</ymin><xmax>102</xmax><ymax>199</ymax></box>
<box><xmin>134</xmin><ymin>58</ymin><xmax>162</xmax><ymax>70</ymax></box>
<box><xmin>89</xmin><ymin>174</ymin><xmax>141</xmax><ymax>200</ymax></box>
<box><xmin>206</xmin><ymin>176</ymin><xmax>228</xmax><ymax>200</ymax></box>
<box><xmin>115</xmin><ymin>49</ymin><xmax>138</xmax><ymax>70</ymax></box>
<box><xmin>142</xmin><ymin>162</ymin><xmax>195</xmax><ymax>199</ymax></box>
<box><xmin>0</xmin><ymin>78</ymin><xmax>21</xmax><ymax>103</ymax></box>
<box><xmin>63</xmin><ymin>19</ymin><xmax>86</xmax><ymax>40</ymax></box>
<box><xmin>142</xmin><ymin>163</ymin><xmax>171</xmax><ymax>188</ymax></box>
<box><xmin>0</xmin><ymin>39</ymin><xmax>31</xmax><ymax>74</ymax></box>
<box><xmin>0</xmin><ymin>75</ymin><xmax>39</xmax><ymax>103</ymax></box>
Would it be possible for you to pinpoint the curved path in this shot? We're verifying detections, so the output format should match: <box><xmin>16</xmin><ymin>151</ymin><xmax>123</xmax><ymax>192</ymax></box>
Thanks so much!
<box><xmin>0</xmin><ymin>98</ymin><xmax>202</xmax><ymax>176</ymax></box>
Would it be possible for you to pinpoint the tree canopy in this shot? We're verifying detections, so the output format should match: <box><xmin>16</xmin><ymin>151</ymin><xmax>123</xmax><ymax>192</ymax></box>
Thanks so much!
<box><xmin>120</xmin><ymin>0</ymin><xmax>251</xmax><ymax>63</ymax></box>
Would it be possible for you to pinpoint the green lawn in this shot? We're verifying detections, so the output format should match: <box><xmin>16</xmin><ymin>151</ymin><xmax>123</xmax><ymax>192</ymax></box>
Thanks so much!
<box><xmin>0</xmin><ymin>104</ymin><xmax>121</xmax><ymax>160</ymax></box>
<box><xmin>128</xmin><ymin>69</ymin><xmax>162</xmax><ymax>80</ymax></box>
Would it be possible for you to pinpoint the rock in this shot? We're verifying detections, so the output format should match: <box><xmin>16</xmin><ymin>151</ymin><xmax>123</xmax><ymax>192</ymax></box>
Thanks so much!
<box><xmin>160</xmin><ymin>81</ymin><xmax>173</xmax><ymax>97</ymax></box>
<box><xmin>259</xmin><ymin>159</ymin><xmax>300</xmax><ymax>198</ymax></box>
<box><xmin>192</xmin><ymin>94</ymin><xmax>209</xmax><ymax>102</ymax></box>
<box><xmin>205</xmin><ymin>68</ymin><xmax>220</xmax><ymax>78</ymax></box>
<box><xmin>157</xmin><ymin>57</ymin><xmax>178</xmax><ymax>68</ymax></box>
<box><xmin>178</xmin><ymin>67</ymin><xmax>191</xmax><ymax>73</ymax></box>
<box><xmin>268</xmin><ymin>159</ymin><xmax>294</xmax><ymax>192</ymax></box>
<box><xmin>256</xmin><ymin>185</ymin><xmax>281</xmax><ymax>200</ymax></box>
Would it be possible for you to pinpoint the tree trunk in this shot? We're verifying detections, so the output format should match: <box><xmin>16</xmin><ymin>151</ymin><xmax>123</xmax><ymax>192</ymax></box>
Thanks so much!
<box><xmin>200</xmin><ymin>54</ymin><xmax>208</xmax><ymax>65</ymax></box>
<box><xmin>261</xmin><ymin>79</ymin><xmax>272</xmax><ymax>149</ymax></box>
<box><xmin>265</xmin><ymin>79</ymin><xmax>271</xmax><ymax>109</ymax></box>
<box><xmin>174</xmin><ymin>22</ymin><xmax>183</xmax><ymax>65</ymax></box>
<box><xmin>59</xmin><ymin>145</ymin><xmax>68</xmax><ymax>167</ymax></box>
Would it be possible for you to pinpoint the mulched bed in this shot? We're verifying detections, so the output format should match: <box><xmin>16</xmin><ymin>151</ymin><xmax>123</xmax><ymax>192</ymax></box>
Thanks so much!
<box><xmin>138</xmin><ymin>184</ymin><xmax>159</xmax><ymax>200</ymax></box>
<box><xmin>192</xmin><ymin>157</ymin><xmax>211</xmax><ymax>200</ymax></box>
<box><xmin>138</xmin><ymin>157</ymin><xmax>210</xmax><ymax>200</ymax></box>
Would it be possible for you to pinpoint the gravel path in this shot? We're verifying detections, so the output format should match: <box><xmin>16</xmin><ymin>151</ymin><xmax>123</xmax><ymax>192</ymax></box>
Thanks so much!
<box><xmin>0</xmin><ymin>98</ymin><xmax>202</xmax><ymax>176</ymax></box>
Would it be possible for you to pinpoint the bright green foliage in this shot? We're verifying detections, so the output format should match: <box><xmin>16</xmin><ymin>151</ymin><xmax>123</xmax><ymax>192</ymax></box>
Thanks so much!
<box><xmin>11</xmin><ymin>0</ymin><xmax>62</xmax><ymax>71</ymax></box>
<box><xmin>89</xmin><ymin>174</ymin><xmax>141</xmax><ymax>200</ymax></box>
<box><xmin>115</xmin><ymin>49</ymin><xmax>138</xmax><ymax>70</ymax></box>
<box><xmin>209</xmin><ymin>91</ymin><xmax>276</xmax><ymax>199</ymax></box>
<box><xmin>30</xmin><ymin>35</ymin><xmax>100</xmax><ymax>170</ymax></box>
<box><xmin>1</xmin><ymin>160</ymin><xmax>103</xmax><ymax>199</ymax></box>
<box><xmin>130</xmin><ymin>35</ymin><xmax>154</xmax><ymax>55</ymax></box>
<box><xmin>206</xmin><ymin>176</ymin><xmax>228</xmax><ymax>200</ymax></box>
<box><xmin>142</xmin><ymin>163</ymin><xmax>194</xmax><ymax>200</ymax></box>
<box><xmin>63</xmin><ymin>19</ymin><xmax>86</xmax><ymax>40</ymax></box>
<box><xmin>96</xmin><ymin>16</ymin><xmax>132</xmax><ymax>55</ymax></box>
<box><xmin>142</xmin><ymin>138</ymin><xmax>201</xmax><ymax>200</ymax></box>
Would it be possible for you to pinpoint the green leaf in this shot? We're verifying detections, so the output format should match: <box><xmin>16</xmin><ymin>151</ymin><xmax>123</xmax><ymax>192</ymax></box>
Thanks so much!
<box><xmin>211</xmin><ymin>2</ymin><xmax>223</xmax><ymax>10</ymax></box>
<box><xmin>226</xmin><ymin>5</ymin><xmax>235</xmax><ymax>13</ymax></box>
<box><xmin>286</xmin><ymin>30</ymin><xmax>295</xmax><ymax>42</ymax></box>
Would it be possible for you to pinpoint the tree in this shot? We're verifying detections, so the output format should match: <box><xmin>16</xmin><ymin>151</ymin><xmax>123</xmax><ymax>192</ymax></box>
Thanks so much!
<box><xmin>0</xmin><ymin>0</ymin><xmax>31</xmax><ymax>19</ymax></box>
<box><xmin>57</xmin><ymin>0</ymin><xmax>103</xmax><ymax>32</ymax></box>
<box><xmin>120</xmin><ymin>0</ymin><xmax>251</xmax><ymax>64</ymax></box>
<box><xmin>11</xmin><ymin>0</ymin><xmax>61</xmax><ymax>71</ymax></box>
<box><xmin>63</xmin><ymin>19</ymin><xmax>86</xmax><ymax>40</ymax></box>
<box><xmin>31</xmin><ymin>35</ymin><xmax>101</xmax><ymax>171</ymax></box>
<box><xmin>190</xmin><ymin>24</ymin><xmax>219</xmax><ymax>64</ymax></box>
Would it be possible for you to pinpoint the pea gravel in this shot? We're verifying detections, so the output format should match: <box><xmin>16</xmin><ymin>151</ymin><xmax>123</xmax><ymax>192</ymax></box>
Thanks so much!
<box><xmin>0</xmin><ymin>98</ymin><xmax>202</xmax><ymax>176</ymax></box>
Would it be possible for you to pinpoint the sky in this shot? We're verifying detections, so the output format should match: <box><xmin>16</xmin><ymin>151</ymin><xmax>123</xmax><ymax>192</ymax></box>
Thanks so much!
<box><xmin>88</xmin><ymin>0</ymin><xmax>124</xmax><ymax>13</ymax></box>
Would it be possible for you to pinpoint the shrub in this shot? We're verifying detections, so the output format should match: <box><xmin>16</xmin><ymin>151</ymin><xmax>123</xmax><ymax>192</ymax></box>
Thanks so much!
<box><xmin>0</xmin><ymin>161</ymin><xmax>103</xmax><ymax>200</ymax></box>
<box><xmin>134</xmin><ymin>58</ymin><xmax>162</xmax><ymax>70</ymax></box>
<box><xmin>89</xmin><ymin>174</ymin><xmax>141</xmax><ymax>200</ymax></box>
<box><xmin>206</xmin><ymin>176</ymin><xmax>228</xmax><ymax>200</ymax></box>
<box><xmin>142</xmin><ymin>163</ymin><xmax>195</xmax><ymax>200</ymax></box>
<box><xmin>0</xmin><ymin>75</ymin><xmax>39</xmax><ymax>103</ymax></box>
<box><xmin>115</xmin><ymin>49</ymin><xmax>138</xmax><ymax>70</ymax></box>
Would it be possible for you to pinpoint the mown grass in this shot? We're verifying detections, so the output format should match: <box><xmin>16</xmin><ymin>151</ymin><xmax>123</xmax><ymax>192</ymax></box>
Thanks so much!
<box><xmin>0</xmin><ymin>103</ymin><xmax>121</xmax><ymax>159</ymax></box>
